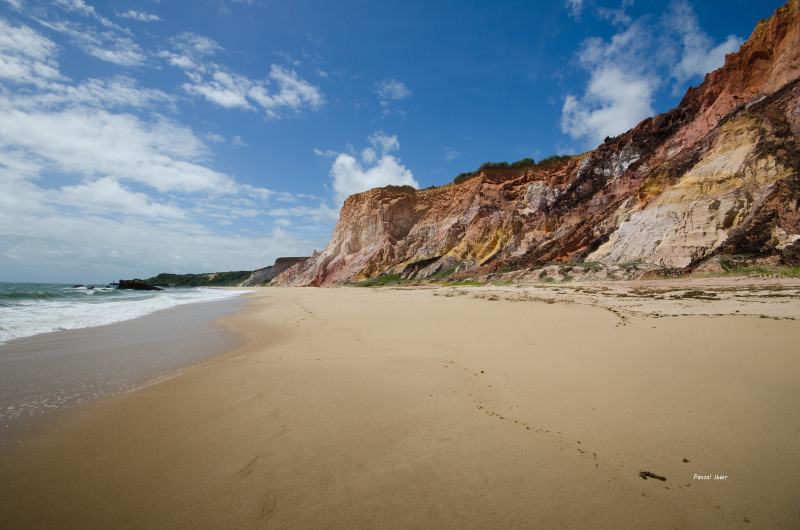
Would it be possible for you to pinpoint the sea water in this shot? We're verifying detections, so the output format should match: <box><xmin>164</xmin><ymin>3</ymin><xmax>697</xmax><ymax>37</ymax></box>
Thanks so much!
<box><xmin>0</xmin><ymin>282</ymin><xmax>250</xmax><ymax>345</ymax></box>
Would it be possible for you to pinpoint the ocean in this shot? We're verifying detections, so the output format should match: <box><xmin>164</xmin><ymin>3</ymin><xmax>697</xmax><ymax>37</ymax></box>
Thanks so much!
<box><xmin>0</xmin><ymin>282</ymin><xmax>249</xmax><ymax>345</ymax></box>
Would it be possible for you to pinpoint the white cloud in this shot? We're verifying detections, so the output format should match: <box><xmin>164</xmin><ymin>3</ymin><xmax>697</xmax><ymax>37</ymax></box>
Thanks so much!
<box><xmin>265</xmin><ymin>64</ymin><xmax>324</xmax><ymax>108</ymax></box>
<box><xmin>172</xmin><ymin>32</ymin><xmax>223</xmax><ymax>59</ymax></box>
<box><xmin>375</xmin><ymin>78</ymin><xmax>411</xmax><ymax>116</ymax></box>
<box><xmin>0</xmin><ymin>19</ymin><xmax>61</xmax><ymax>86</ymax></box>
<box><xmin>56</xmin><ymin>0</ymin><xmax>122</xmax><ymax>30</ymax></box>
<box><xmin>266</xmin><ymin>204</ymin><xmax>340</xmax><ymax>224</ymax></box>
<box><xmin>596</xmin><ymin>0</ymin><xmax>634</xmax><ymax>26</ymax></box>
<box><xmin>565</xmin><ymin>0</ymin><xmax>585</xmax><ymax>19</ymax></box>
<box><xmin>57</xmin><ymin>177</ymin><xmax>185</xmax><ymax>218</ymax></box>
<box><xmin>87</xmin><ymin>38</ymin><xmax>148</xmax><ymax>66</ymax></box>
<box><xmin>329</xmin><ymin>132</ymin><xmax>418</xmax><ymax>204</ymax></box>
<box><xmin>313</xmin><ymin>148</ymin><xmax>338</xmax><ymax>158</ymax></box>
<box><xmin>561</xmin><ymin>66</ymin><xmax>655</xmax><ymax>144</ymax></box>
<box><xmin>561</xmin><ymin>0</ymin><xmax>742</xmax><ymax>147</ymax></box>
<box><xmin>160</xmin><ymin>32</ymin><xmax>222</xmax><ymax>70</ymax></box>
<box><xmin>561</xmin><ymin>21</ymin><xmax>656</xmax><ymax>145</ymax></box>
<box><xmin>443</xmin><ymin>148</ymin><xmax>461</xmax><ymax>161</ymax></box>
<box><xmin>0</xmin><ymin>22</ymin><xmax>236</xmax><ymax>197</ymax></box>
<box><xmin>119</xmin><ymin>10</ymin><xmax>160</xmax><ymax>22</ymax></box>
<box><xmin>375</xmin><ymin>78</ymin><xmax>411</xmax><ymax>100</ymax></box>
<box><xmin>0</xmin><ymin>202</ymin><xmax>320</xmax><ymax>282</ymax></box>
<box><xmin>15</xmin><ymin>77</ymin><xmax>174</xmax><ymax>112</ymax></box>
<box><xmin>666</xmin><ymin>0</ymin><xmax>743</xmax><ymax>84</ymax></box>
<box><xmin>184</xmin><ymin>70</ymin><xmax>253</xmax><ymax>109</ymax></box>
<box><xmin>164</xmin><ymin>32</ymin><xmax>323</xmax><ymax>118</ymax></box>
<box><xmin>182</xmin><ymin>64</ymin><xmax>324</xmax><ymax>117</ymax></box>
<box><xmin>40</xmin><ymin>19</ymin><xmax>146</xmax><ymax>66</ymax></box>
<box><xmin>0</xmin><ymin>105</ymin><xmax>238</xmax><ymax>194</ymax></box>
<box><xmin>368</xmin><ymin>131</ymin><xmax>400</xmax><ymax>153</ymax></box>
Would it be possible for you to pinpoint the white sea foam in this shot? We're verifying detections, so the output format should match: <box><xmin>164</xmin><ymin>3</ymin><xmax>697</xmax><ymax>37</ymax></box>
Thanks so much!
<box><xmin>0</xmin><ymin>285</ymin><xmax>251</xmax><ymax>345</ymax></box>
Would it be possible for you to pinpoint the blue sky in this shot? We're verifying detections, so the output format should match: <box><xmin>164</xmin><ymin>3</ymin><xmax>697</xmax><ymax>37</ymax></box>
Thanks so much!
<box><xmin>0</xmin><ymin>0</ymin><xmax>784</xmax><ymax>283</ymax></box>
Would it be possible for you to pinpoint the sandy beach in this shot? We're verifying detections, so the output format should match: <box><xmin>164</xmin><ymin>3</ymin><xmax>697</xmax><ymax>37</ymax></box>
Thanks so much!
<box><xmin>1</xmin><ymin>280</ymin><xmax>799</xmax><ymax>528</ymax></box>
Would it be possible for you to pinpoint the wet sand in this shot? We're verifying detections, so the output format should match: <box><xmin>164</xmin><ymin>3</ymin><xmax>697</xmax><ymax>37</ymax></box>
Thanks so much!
<box><xmin>0</xmin><ymin>296</ymin><xmax>246</xmax><ymax>450</ymax></box>
<box><xmin>1</xmin><ymin>281</ymin><xmax>799</xmax><ymax>528</ymax></box>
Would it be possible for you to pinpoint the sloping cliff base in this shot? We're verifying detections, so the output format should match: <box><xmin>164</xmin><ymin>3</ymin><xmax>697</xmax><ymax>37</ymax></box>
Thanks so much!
<box><xmin>2</xmin><ymin>284</ymin><xmax>799</xmax><ymax>528</ymax></box>
<box><xmin>237</xmin><ymin>257</ymin><xmax>310</xmax><ymax>287</ymax></box>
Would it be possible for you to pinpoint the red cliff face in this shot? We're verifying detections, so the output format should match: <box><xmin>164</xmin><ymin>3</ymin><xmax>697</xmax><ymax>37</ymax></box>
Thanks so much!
<box><xmin>276</xmin><ymin>1</ymin><xmax>800</xmax><ymax>286</ymax></box>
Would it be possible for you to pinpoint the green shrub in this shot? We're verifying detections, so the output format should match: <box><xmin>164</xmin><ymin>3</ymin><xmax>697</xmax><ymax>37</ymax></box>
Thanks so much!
<box><xmin>355</xmin><ymin>274</ymin><xmax>408</xmax><ymax>287</ymax></box>
<box><xmin>510</xmin><ymin>158</ymin><xmax>536</xmax><ymax>168</ymax></box>
<box><xmin>478</xmin><ymin>161</ymin><xmax>510</xmax><ymax>171</ymax></box>
<box><xmin>144</xmin><ymin>271</ymin><xmax>252</xmax><ymax>286</ymax></box>
<box><xmin>444</xmin><ymin>280</ymin><xmax>486</xmax><ymax>286</ymax></box>
<box><xmin>574</xmin><ymin>262</ymin><xmax>603</xmax><ymax>271</ymax></box>
<box><xmin>429</xmin><ymin>266</ymin><xmax>458</xmax><ymax>281</ymax></box>
<box><xmin>539</xmin><ymin>154</ymin><xmax>570</xmax><ymax>164</ymax></box>
<box><xmin>454</xmin><ymin>171</ymin><xmax>477</xmax><ymax>184</ymax></box>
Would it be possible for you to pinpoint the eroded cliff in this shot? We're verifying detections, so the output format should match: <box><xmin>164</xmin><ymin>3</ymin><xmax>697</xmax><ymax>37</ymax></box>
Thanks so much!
<box><xmin>277</xmin><ymin>0</ymin><xmax>800</xmax><ymax>286</ymax></box>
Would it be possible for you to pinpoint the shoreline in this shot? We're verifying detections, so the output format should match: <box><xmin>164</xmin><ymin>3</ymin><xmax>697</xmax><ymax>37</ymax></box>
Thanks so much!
<box><xmin>0</xmin><ymin>294</ymin><xmax>250</xmax><ymax>450</ymax></box>
<box><xmin>1</xmin><ymin>281</ymin><xmax>799</xmax><ymax>527</ymax></box>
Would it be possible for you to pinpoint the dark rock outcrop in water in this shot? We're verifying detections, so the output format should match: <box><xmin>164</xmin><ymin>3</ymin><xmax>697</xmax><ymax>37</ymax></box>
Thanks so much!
<box><xmin>275</xmin><ymin>0</ymin><xmax>800</xmax><ymax>286</ymax></box>
<box><xmin>118</xmin><ymin>279</ymin><xmax>164</xmax><ymax>291</ymax></box>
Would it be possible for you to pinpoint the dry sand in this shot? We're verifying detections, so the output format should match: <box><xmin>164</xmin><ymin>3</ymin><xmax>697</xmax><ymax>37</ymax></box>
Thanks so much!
<box><xmin>1</xmin><ymin>280</ymin><xmax>799</xmax><ymax>528</ymax></box>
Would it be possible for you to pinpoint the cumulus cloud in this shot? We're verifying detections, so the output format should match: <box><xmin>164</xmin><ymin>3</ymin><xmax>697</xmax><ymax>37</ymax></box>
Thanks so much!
<box><xmin>561</xmin><ymin>0</ymin><xmax>743</xmax><ymax>148</ymax></box>
<box><xmin>329</xmin><ymin>132</ymin><xmax>418</xmax><ymax>205</ymax></box>
<box><xmin>561</xmin><ymin>21</ymin><xmax>656</xmax><ymax>146</ymax></box>
<box><xmin>561</xmin><ymin>67</ymin><xmax>656</xmax><ymax>144</ymax></box>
